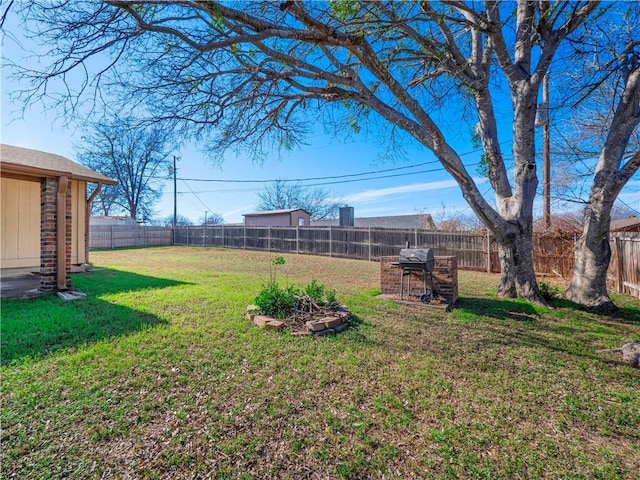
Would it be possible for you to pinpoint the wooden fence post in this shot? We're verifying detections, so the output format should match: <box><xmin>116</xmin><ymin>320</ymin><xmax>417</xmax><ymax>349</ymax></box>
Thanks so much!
<box><xmin>243</xmin><ymin>224</ymin><xmax>246</xmax><ymax>249</ymax></box>
<box><xmin>368</xmin><ymin>227</ymin><xmax>372</xmax><ymax>261</ymax></box>
<box><xmin>296</xmin><ymin>225</ymin><xmax>300</xmax><ymax>254</ymax></box>
<box><xmin>330</xmin><ymin>226</ymin><xmax>334</xmax><ymax>256</ymax></box>
<box><xmin>414</xmin><ymin>228</ymin><xmax>418</xmax><ymax>248</ymax></box>
<box><xmin>615</xmin><ymin>236</ymin><xmax>623</xmax><ymax>293</ymax></box>
<box><xmin>268</xmin><ymin>227</ymin><xmax>271</xmax><ymax>252</ymax></box>
<box><xmin>486</xmin><ymin>228</ymin><xmax>491</xmax><ymax>273</ymax></box>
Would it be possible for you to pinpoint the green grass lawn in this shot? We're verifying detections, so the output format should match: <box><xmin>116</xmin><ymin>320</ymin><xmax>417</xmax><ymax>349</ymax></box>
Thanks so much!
<box><xmin>2</xmin><ymin>246</ymin><xmax>639</xmax><ymax>479</ymax></box>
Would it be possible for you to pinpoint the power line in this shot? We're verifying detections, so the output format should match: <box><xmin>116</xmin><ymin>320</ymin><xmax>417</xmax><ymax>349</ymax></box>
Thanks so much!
<box><xmin>178</xmin><ymin>161</ymin><xmax>485</xmax><ymax>194</ymax></box>
<box><xmin>168</xmin><ymin>140</ymin><xmax>511</xmax><ymax>184</ymax></box>
<box><xmin>177</xmin><ymin>159</ymin><xmax>441</xmax><ymax>183</ymax></box>
<box><xmin>180</xmin><ymin>179</ymin><xmax>215</xmax><ymax>214</ymax></box>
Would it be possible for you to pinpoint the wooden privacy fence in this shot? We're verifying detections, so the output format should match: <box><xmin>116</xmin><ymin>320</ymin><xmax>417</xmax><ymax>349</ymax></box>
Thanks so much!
<box><xmin>90</xmin><ymin>224</ymin><xmax>575</xmax><ymax>274</ymax></box>
<box><xmin>170</xmin><ymin>225</ymin><xmax>578</xmax><ymax>276</ymax></box>
<box><xmin>89</xmin><ymin>225</ymin><xmax>172</xmax><ymax>249</ymax></box>
<box><xmin>609</xmin><ymin>233</ymin><xmax>640</xmax><ymax>298</ymax></box>
<box><xmin>171</xmin><ymin>225</ymin><xmax>491</xmax><ymax>268</ymax></box>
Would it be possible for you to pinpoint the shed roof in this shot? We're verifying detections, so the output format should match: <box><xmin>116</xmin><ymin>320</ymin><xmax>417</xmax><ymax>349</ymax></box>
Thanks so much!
<box><xmin>610</xmin><ymin>216</ymin><xmax>640</xmax><ymax>232</ymax></box>
<box><xmin>243</xmin><ymin>208</ymin><xmax>310</xmax><ymax>217</ymax></box>
<box><xmin>0</xmin><ymin>144</ymin><xmax>116</xmax><ymax>184</ymax></box>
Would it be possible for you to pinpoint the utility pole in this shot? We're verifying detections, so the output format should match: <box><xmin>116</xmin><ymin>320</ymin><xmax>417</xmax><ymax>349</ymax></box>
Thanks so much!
<box><xmin>172</xmin><ymin>155</ymin><xmax>177</xmax><ymax>229</ymax></box>
<box><xmin>203</xmin><ymin>211</ymin><xmax>208</xmax><ymax>247</ymax></box>
<box><xmin>542</xmin><ymin>73</ymin><xmax>551</xmax><ymax>229</ymax></box>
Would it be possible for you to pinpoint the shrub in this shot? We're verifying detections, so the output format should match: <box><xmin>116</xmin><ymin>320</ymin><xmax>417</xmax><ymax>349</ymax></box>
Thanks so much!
<box><xmin>255</xmin><ymin>282</ymin><xmax>299</xmax><ymax>319</ymax></box>
<box><xmin>539</xmin><ymin>281</ymin><xmax>562</xmax><ymax>301</ymax></box>
<box><xmin>325</xmin><ymin>289</ymin><xmax>338</xmax><ymax>307</ymax></box>
<box><xmin>303</xmin><ymin>279</ymin><xmax>325</xmax><ymax>304</ymax></box>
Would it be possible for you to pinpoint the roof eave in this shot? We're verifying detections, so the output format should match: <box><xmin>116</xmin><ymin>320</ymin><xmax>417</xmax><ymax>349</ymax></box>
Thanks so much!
<box><xmin>0</xmin><ymin>161</ymin><xmax>117</xmax><ymax>185</ymax></box>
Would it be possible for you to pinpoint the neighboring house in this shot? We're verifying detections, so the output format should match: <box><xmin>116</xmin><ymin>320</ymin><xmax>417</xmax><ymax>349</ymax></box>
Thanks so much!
<box><xmin>1</xmin><ymin>144</ymin><xmax>116</xmax><ymax>291</ymax></box>
<box><xmin>243</xmin><ymin>209</ymin><xmax>311</xmax><ymax>227</ymax></box>
<box><xmin>90</xmin><ymin>215</ymin><xmax>139</xmax><ymax>226</ymax></box>
<box><xmin>610</xmin><ymin>217</ymin><xmax>640</xmax><ymax>233</ymax></box>
<box><xmin>313</xmin><ymin>214</ymin><xmax>436</xmax><ymax>230</ymax></box>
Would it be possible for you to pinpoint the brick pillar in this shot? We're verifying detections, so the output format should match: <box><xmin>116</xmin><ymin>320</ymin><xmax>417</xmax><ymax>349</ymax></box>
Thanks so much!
<box><xmin>39</xmin><ymin>177</ymin><xmax>72</xmax><ymax>291</ymax></box>
<box><xmin>65</xmin><ymin>182</ymin><xmax>72</xmax><ymax>287</ymax></box>
<box><xmin>40</xmin><ymin>177</ymin><xmax>57</xmax><ymax>291</ymax></box>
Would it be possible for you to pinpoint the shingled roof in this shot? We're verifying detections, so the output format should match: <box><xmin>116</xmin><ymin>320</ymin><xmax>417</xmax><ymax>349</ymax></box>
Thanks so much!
<box><xmin>0</xmin><ymin>144</ymin><xmax>116</xmax><ymax>184</ymax></box>
<box><xmin>610</xmin><ymin>216</ymin><xmax>640</xmax><ymax>232</ymax></box>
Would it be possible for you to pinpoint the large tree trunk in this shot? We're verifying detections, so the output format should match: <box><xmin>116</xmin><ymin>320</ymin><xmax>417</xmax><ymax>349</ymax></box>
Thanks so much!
<box><xmin>566</xmin><ymin>216</ymin><xmax>615</xmax><ymax>310</ymax></box>
<box><xmin>494</xmin><ymin>222</ymin><xmax>545</xmax><ymax>304</ymax></box>
<box><xmin>566</xmin><ymin>67</ymin><xmax>640</xmax><ymax>309</ymax></box>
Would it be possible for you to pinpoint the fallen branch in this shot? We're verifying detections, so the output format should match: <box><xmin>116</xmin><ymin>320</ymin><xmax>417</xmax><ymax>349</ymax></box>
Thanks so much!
<box><xmin>596</xmin><ymin>343</ymin><xmax>640</xmax><ymax>368</ymax></box>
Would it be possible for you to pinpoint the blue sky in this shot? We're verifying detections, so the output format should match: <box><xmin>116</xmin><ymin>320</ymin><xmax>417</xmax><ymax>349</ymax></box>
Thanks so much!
<box><xmin>0</xmin><ymin>93</ymin><xmax>487</xmax><ymax>224</ymax></box>
<box><xmin>2</xmin><ymin>6</ymin><xmax>638</xmax><ymax>225</ymax></box>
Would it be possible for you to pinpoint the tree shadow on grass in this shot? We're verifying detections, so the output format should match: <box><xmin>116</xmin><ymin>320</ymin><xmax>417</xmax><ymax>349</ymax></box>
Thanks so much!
<box><xmin>549</xmin><ymin>297</ymin><xmax>640</xmax><ymax>325</ymax></box>
<box><xmin>1</xmin><ymin>269</ymin><xmax>189</xmax><ymax>365</ymax></box>
<box><xmin>455</xmin><ymin>297</ymin><xmax>539</xmax><ymax>322</ymax></box>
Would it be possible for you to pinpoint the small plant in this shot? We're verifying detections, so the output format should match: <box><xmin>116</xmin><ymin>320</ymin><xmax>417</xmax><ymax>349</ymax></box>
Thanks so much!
<box><xmin>539</xmin><ymin>281</ymin><xmax>562</xmax><ymax>301</ymax></box>
<box><xmin>325</xmin><ymin>289</ymin><xmax>338</xmax><ymax>308</ymax></box>
<box><xmin>304</xmin><ymin>279</ymin><xmax>325</xmax><ymax>303</ymax></box>
<box><xmin>254</xmin><ymin>282</ymin><xmax>299</xmax><ymax>319</ymax></box>
<box><xmin>303</xmin><ymin>279</ymin><xmax>339</xmax><ymax>307</ymax></box>
<box><xmin>269</xmin><ymin>256</ymin><xmax>286</xmax><ymax>283</ymax></box>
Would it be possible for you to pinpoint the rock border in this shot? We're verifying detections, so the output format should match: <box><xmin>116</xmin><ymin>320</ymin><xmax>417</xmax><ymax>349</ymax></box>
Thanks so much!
<box><xmin>246</xmin><ymin>304</ymin><xmax>351</xmax><ymax>336</ymax></box>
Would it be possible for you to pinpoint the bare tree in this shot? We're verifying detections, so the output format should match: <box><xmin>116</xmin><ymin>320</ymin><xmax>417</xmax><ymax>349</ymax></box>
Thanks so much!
<box><xmin>257</xmin><ymin>180</ymin><xmax>340</xmax><ymax>220</ymax></box>
<box><xmin>201</xmin><ymin>213</ymin><xmax>224</xmax><ymax>225</ymax></box>
<box><xmin>545</xmin><ymin>14</ymin><xmax>640</xmax><ymax>309</ymax></box>
<box><xmin>155</xmin><ymin>214</ymin><xmax>193</xmax><ymax>227</ymax></box>
<box><xmin>611</xmin><ymin>204</ymin><xmax>639</xmax><ymax>221</ymax></box>
<box><xmin>565</xmin><ymin>59</ymin><xmax>640</xmax><ymax>308</ymax></box>
<box><xmin>428</xmin><ymin>203</ymin><xmax>483</xmax><ymax>232</ymax></box>
<box><xmin>76</xmin><ymin>118</ymin><xmax>173</xmax><ymax>221</ymax></box>
<box><xmin>87</xmin><ymin>183</ymin><xmax>119</xmax><ymax>216</ymax></box>
<box><xmin>10</xmin><ymin>1</ymin><xmax>634</xmax><ymax>305</ymax></box>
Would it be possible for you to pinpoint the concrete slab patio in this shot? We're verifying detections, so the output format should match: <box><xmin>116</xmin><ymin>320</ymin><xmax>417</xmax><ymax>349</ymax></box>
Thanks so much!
<box><xmin>1</xmin><ymin>265</ymin><xmax>90</xmax><ymax>299</ymax></box>
<box><xmin>0</xmin><ymin>268</ymin><xmax>43</xmax><ymax>299</ymax></box>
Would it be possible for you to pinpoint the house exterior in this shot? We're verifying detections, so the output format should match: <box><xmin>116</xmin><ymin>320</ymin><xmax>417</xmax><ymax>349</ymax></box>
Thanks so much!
<box><xmin>243</xmin><ymin>209</ymin><xmax>311</xmax><ymax>227</ymax></box>
<box><xmin>313</xmin><ymin>213</ymin><xmax>436</xmax><ymax>230</ymax></box>
<box><xmin>610</xmin><ymin>217</ymin><xmax>640</xmax><ymax>233</ymax></box>
<box><xmin>1</xmin><ymin>144</ymin><xmax>116</xmax><ymax>291</ymax></box>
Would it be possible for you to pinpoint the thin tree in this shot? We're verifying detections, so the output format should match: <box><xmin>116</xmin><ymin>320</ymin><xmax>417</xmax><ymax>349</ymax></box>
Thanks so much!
<box><xmin>10</xmin><ymin>1</ymin><xmax>638</xmax><ymax>306</ymax></box>
<box><xmin>76</xmin><ymin>119</ymin><xmax>173</xmax><ymax>221</ymax></box>
<box><xmin>257</xmin><ymin>180</ymin><xmax>340</xmax><ymax>220</ymax></box>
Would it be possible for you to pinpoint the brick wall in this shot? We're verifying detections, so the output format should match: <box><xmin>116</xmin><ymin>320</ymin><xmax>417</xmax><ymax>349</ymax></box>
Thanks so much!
<box><xmin>380</xmin><ymin>255</ymin><xmax>458</xmax><ymax>305</ymax></box>
<box><xmin>40</xmin><ymin>177</ymin><xmax>71</xmax><ymax>291</ymax></box>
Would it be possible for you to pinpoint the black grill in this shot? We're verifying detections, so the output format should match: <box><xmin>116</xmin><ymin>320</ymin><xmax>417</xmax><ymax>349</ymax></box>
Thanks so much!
<box><xmin>398</xmin><ymin>248</ymin><xmax>434</xmax><ymax>271</ymax></box>
<box><xmin>398</xmin><ymin>248</ymin><xmax>436</xmax><ymax>303</ymax></box>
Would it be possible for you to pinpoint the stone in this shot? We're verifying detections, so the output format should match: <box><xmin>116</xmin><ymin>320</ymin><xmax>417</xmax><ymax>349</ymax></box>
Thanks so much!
<box><xmin>321</xmin><ymin>316</ymin><xmax>345</xmax><ymax>329</ymax></box>
<box><xmin>305</xmin><ymin>320</ymin><xmax>326</xmax><ymax>332</ymax></box>
<box><xmin>246</xmin><ymin>304</ymin><xmax>259</xmax><ymax>312</ymax></box>
<box><xmin>315</xmin><ymin>328</ymin><xmax>335</xmax><ymax>337</ymax></box>
<box><xmin>333</xmin><ymin>323</ymin><xmax>348</xmax><ymax>333</ymax></box>
<box><xmin>265</xmin><ymin>320</ymin><xmax>285</xmax><ymax>331</ymax></box>
<box><xmin>57</xmin><ymin>291</ymin><xmax>86</xmax><ymax>301</ymax></box>
<box><xmin>253</xmin><ymin>315</ymin><xmax>272</xmax><ymax>327</ymax></box>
